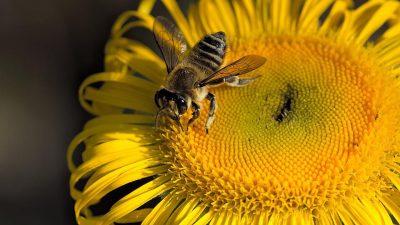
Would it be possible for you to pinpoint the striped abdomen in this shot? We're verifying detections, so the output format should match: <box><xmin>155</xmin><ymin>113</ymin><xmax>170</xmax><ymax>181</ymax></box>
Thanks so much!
<box><xmin>188</xmin><ymin>31</ymin><xmax>226</xmax><ymax>76</ymax></box>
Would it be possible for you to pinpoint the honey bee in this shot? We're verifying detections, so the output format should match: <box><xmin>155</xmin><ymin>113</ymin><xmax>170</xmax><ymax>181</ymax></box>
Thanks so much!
<box><xmin>153</xmin><ymin>16</ymin><xmax>266</xmax><ymax>133</ymax></box>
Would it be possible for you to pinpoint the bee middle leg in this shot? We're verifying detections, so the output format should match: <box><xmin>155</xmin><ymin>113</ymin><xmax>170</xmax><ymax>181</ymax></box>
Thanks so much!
<box><xmin>205</xmin><ymin>93</ymin><xmax>217</xmax><ymax>134</ymax></box>
<box><xmin>187</xmin><ymin>102</ymin><xmax>200</xmax><ymax>130</ymax></box>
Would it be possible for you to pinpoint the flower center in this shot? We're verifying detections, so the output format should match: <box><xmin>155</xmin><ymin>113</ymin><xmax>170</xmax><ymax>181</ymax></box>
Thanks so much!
<box><xmin>160</xmin><ymin>36</ymin><xmax>387</xmax><ymax>213</ymax></box>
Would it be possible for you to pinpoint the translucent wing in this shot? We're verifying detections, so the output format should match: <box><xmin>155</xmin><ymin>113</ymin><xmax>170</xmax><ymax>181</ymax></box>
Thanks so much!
<box><xmin>197</xmin><ymin>55</ymin><xmax>266</xmax><ymax>87</ymax></box>
<box><xmin>153</xmin><ymin>16</ymin><xmax>188</xmax><ymax>73</ymax></box>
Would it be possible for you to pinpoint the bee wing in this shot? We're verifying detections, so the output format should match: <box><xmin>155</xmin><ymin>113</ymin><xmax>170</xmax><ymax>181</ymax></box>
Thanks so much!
<box><xmin>197</xmin><ymin>55</ymin><xmax>266</xmax><ymax>87</ymax></box>
<box><xmin>153</xmin><ymin>16</ymin><xmax>188</xmax><ymax>74</ymax></box>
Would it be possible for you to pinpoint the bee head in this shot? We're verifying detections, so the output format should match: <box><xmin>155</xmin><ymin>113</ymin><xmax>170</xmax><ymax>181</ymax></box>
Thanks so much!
<box><xmin>155</xmin><ymin>88</ymin><xmax>188</xmax><ymax>115</ymax></box>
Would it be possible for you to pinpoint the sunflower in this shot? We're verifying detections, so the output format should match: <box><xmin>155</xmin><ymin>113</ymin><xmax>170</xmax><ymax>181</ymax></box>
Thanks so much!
<box><xmin>68</xmin><ymin>0</ymin><xmax>400</xmax><ymax>224</ymax></box>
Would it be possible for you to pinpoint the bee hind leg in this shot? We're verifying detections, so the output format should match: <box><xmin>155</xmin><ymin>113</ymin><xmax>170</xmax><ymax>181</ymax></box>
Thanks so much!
<box><xmin>205</xmin><ymin>76</ymin><xmax>260</xmax><ymax>87</ymax></box>
<box><xmin>187</xmin><ymin>102</ymin><xmax>200</xmax><ymax>131</ymax></box>
<box><xmin>225</xmin><ymin>75</ymin><xmax>260</xmax><ymax>87</ymax></box>
<box><xmin>205</xmin><ymin>93</ymin><xmax>217</xmax><ymax>134</ymax></box>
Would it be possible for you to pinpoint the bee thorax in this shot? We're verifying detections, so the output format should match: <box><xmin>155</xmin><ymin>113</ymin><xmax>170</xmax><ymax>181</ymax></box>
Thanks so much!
<box><xmin>166</xmin><ymin>67</ymin><xmax>197</xmax><ymax>91</ymax></box>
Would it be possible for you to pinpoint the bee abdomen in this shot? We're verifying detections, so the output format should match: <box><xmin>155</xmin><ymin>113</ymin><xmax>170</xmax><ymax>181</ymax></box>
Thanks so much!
<box><xmin>189</xmin><ymin>32</ymin><xmax>226</xmax><ymax>74</ymax></box>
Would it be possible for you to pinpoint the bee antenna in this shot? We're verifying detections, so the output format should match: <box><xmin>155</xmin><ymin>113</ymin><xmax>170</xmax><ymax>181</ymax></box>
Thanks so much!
<box><xmin>155</xmin><ymin>107</ymin><xmax>184</xmax><ymax>132</ymax></box>
<box><xmin>154</xmin><ymin>91</ymin><xmax>161</xmax><ymax>108</ymax></box>
<box><xmin>155</xmin><ymin>107</ymin><xmax>167</xmax><ymax>129</ymax></box>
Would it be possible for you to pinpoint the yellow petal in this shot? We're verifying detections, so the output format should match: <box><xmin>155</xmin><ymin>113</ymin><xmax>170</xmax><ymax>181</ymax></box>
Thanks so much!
<box><xmin>354</xmin><ymin>1</ymin><xmax>399</xmax><ymax>45</ymax></box>
<box><xmin>142</xmin><ymin>192</ymin><xmax>185</xmax><ymax>225</ymax></box>
<box><xmin>101</xmin><ymin>175</ymin><xmax>172</xmax><ymax>224</ymax></box>
<box><xmin>138</xmin><ymin>0</ymin><xmax>157</xmax><ymax>14</ymax></box>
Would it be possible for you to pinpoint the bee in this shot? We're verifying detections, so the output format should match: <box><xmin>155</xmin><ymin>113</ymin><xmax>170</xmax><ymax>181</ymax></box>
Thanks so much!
<box><xmin>153</xmin><ymin>16</ymin><xmax>266</xmax><ymax>133</ymax></box>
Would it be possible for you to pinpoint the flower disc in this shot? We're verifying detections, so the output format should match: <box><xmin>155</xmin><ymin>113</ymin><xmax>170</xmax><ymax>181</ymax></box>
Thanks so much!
<box><xmin>162</xmin><ymin>36</ymin><xmax>395</xmax><ymax>214</ymax></box>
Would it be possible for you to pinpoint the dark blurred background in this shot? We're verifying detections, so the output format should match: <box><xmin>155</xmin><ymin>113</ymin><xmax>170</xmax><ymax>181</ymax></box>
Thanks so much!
<box><xmin>0</xmin><ymin>1</ymin><xmax>188</xmax><ymax>224</ymax></box>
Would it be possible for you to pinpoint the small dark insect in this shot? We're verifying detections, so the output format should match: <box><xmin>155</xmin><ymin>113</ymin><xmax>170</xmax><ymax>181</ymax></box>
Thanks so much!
<box><xmin>153</xmin><ymin>16</ymin><xmax>267</xmax><ymax>133</ymax></box>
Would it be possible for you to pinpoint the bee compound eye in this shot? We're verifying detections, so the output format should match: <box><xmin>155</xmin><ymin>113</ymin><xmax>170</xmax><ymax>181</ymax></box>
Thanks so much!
<box><xmin>176</xmin><ymin>97</ymin><xmax>187</xmax><ymax>114</ymax></box>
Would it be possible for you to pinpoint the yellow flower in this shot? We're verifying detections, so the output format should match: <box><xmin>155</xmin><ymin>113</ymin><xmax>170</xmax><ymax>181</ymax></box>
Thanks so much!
<box><xmin>68</xmin><ymin>0</ymin><xmax>400</xmax><ymax>224</ymax></box>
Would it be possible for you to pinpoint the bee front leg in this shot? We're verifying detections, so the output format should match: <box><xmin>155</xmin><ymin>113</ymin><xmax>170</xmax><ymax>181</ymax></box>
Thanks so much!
<box><xmin>187</xmin><ymin>102</ymin><xmax>200</xmax><ymax>131</ymax></box>
<box><xmin>205</xmin><ymin>93</ymin><xmax>217</xmax><ymax>134</ymax></box>
<box><xmin>171</xmin><ymin>113</ymin><xmax>184</xmax><ymax>131</ymax></box>
<box><xmin>164</xmin><ymin>108</ymin><xmax>183</xmax><ymax>131</ymax></box>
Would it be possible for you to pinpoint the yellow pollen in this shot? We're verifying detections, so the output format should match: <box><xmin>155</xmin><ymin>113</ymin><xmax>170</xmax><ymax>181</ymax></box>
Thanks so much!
<box><xmin>161</xmin><ymin>36</ymin><xmax>390</xmax><ymax>214</ymax></box>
